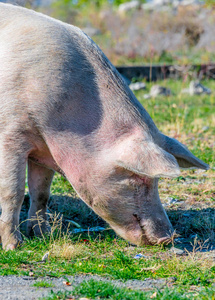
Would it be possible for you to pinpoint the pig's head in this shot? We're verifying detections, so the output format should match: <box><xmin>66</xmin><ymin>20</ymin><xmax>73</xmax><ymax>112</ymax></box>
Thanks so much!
<box><xmin>77</xmin><ymin>129</ymin><xmax>209</xmax><ymax>246</ymax></box>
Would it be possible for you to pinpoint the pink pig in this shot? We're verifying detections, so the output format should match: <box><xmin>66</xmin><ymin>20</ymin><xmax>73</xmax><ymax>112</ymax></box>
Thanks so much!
<box><xmin>0</xmin><ymin>3</ymin><xmax>209</xmax><ymax>250</ymax></box>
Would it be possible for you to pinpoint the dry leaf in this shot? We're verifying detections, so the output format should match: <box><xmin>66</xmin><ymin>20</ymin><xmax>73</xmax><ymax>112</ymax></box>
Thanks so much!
<box><xmin>63</xmin><ymin>281</ymin><xmax>72</xmax><ymax>286</ymax></box>
<box><xmin>141</xmin><ymin>265</ymin><xmax>161</xmax><ymax>272</ymax></box>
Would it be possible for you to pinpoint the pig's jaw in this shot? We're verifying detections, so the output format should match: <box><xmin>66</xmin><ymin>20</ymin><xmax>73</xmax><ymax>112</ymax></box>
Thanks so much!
<box><xmin>109</xmin><ymin>217</ymin><xmax>174</xmax><ymax>246</ymax></box>
<box><xmin>108</xmin><ymin>222</ymin><xmax>143</xmax><ymax>245</ymax></box>
<box><xmin>112</xmin><ymin>225</ymin><xmax>173</xmax><ymax>246</ymax></box>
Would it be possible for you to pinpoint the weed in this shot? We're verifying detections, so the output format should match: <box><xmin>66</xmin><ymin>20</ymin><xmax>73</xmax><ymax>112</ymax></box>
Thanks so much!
<box><xmin>32</xmin><ymin>281</ymin><xmax>55</xmax><ymax>288</ymax></box>
<box><xmin>41</xmin><ymin>290</ymin><xmax>71</xmax><ymax>300</ymax></box>
<box><xmin>73</xmin><ymin>279</ymin><xmax>151</xmax><ymax>300</ymax></box>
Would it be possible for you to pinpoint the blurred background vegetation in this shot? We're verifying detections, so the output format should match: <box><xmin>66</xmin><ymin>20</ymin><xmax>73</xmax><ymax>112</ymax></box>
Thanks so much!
<box><xmin>19</xmin><ymin>0</ymin><xmax>215</xmax><ymax>65</ymax></box>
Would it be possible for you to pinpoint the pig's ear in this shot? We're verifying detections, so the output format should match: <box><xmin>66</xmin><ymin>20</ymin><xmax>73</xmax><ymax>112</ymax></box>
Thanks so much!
<box><xmin>116</xmin><ymin>140</ymin><xmax>181</xmax><ymax>178</ymax></box>
<box><xmin>161</xmin><ymin>135</ymin><xmax>209</xmax><ymax>170</ymax></box>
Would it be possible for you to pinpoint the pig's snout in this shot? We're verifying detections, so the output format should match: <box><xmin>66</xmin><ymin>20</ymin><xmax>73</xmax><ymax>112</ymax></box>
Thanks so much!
<box><xmin>112</xmin><ymin>218</ymin><xmax>174</xmax><ymax>246</ymax></box>
<box><xmin>140</xmin><ymin>224</ymin><xmax>174</xmax><ymax>246</ymax></box>
<box><xmin>139</xmin><ymin>228</ymin><xmax>174</xmax><ymax>246</ymax></box>
<box><xmin>139</xmin><ymin>229</ymin><xmax>174</xmax><ymax>246</ymax></box>
<box><xmin>132</xmin><ymin>213</ymin><xmax>174</xmax><ymax>246</ymax></box>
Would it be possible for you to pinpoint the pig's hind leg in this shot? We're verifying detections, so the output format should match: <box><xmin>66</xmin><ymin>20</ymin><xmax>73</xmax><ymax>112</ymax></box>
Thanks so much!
<box><xmin>27</xmin><ymin>160</ymin><xmax>54</xmax><ymax>237</ymax></box>
<box><xmin>0</xmin><ymin>137</ymin><xmax>27</xmax><ymax>250</ymax></box>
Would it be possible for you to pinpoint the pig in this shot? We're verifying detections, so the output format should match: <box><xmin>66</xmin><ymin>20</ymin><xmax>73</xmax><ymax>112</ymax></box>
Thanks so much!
<box><xmin>0</xmin><ymin>3</ymin><xmax>209</xmax><ymax>250</ymax></box>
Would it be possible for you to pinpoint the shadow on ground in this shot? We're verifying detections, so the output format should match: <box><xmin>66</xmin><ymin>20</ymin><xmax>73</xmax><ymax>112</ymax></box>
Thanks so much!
<box><xmin>20</xmin><ymin>194</ymin><xmax>215</xmax><ymax>252</ymax></box>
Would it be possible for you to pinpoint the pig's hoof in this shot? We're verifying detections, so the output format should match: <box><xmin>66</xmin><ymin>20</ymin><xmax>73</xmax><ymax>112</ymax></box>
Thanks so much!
<box><xmin>27</xmin><ymin>220</ymin><xmax>51</xmax><ymax>238</ymax></box>
<box><xmin>0</xmin><ymin>224</ymin><xmax>22</xmax><ymax>250</ymax></box>
<box><xmin>5</xmin><ymin>244</ymin><xmax>16</xmax><ymax>251</ymax></box>
<box><xmin>3</xmin><ymin>239</ymin><xmax>22</xmax><ymax>251</ymax></box>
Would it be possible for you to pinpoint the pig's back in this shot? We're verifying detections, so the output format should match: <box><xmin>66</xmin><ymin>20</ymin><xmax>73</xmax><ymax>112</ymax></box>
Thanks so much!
<box><xmin>0</xmin><ymin>3</ymin><xmax>89</xmax><ymax>63</ymax></box>
<box><xmin>0</xmin><ymin>3</ymin><xmax>149</xmax><ymax>137</ymax></box>
<box><xmin>0</xmin><ymin>3</ymin><xmax>106</xmax><ymax>135</ymax></box>
<box><xmin>0</xmin><ymin>4</ymin><xmax>93</xmax><ymax>105</ymax></box>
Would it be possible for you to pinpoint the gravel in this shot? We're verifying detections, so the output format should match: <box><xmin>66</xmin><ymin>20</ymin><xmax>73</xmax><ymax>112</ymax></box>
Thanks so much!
<box><xmin>0</xmin><ymin>275</ymin><xmax>171</xmax><ymax>299</ymax></box>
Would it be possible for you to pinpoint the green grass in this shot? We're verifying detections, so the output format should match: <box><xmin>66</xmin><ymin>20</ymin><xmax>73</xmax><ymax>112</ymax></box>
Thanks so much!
<box><xmin>0</xmin><ymin>234</ymin><xmax>215</xmax><ymax>286</ymax></box>
<box><xmin>41</xmin><ymin>290</ymin><xmax>71</xmax><ymax>300</ymax></box>
<box><xmin>42</xmin><ymin>279</ymin><xmax>215</xmax><ymax>300</ymax></box>
<box><xmin>71</xmin><ymin>279</ymin><xmax>215</xmax><ymax>299</ymax></box>
<box><xmin>32</xmin><ymin>281</ymin><xmax>55</xmax><ymax>288</ymax></box>
<box><xmin>73</xmin><ymin>279</ymin><xmax>152</xmax><ymax>300</ymax></box>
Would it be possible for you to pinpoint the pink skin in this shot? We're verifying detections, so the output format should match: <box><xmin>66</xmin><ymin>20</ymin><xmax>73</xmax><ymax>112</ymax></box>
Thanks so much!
<box><xmin>41</xmin><ymin>130</ymin><xmax>175</xmax><ymax>246</ymax></box>
<box><xmin>84</xmin><ymin>171</ymin><xmax>174</xmax><ymax>246</ymax></box>
<box><xmin>27</xmin><ymin>160</ymin><xmax>54</xmax><ymax>237</ymax></box>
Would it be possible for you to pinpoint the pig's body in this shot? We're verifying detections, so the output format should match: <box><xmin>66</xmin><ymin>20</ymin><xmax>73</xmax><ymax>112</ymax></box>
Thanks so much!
<box><xmin>0</xmin><ymin>4</ymin><xmax>209</xmax><ymax>249</ymax></box>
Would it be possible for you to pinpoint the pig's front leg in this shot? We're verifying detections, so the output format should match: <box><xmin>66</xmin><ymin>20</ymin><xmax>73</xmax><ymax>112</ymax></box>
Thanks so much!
<box><xmin>27</xmin><ymin>160</ymin><xmax>54</xmax><ymax>237</ymax></box>
<box><xmin>0</xmin><ymin>138</ymin><xmax>27</xmax><ymax>250</ymax></box>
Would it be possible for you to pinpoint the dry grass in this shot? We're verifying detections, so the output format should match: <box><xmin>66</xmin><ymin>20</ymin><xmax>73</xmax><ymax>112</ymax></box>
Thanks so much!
<box><xmin>50</xmin><ymin>239</ymin><xmax>90</xmax><ymax>260</ymax></box>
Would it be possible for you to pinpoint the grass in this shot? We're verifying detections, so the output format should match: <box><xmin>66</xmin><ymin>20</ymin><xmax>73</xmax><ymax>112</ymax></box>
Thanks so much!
<box><xmin>62</xmin><ymin>279</ymin><xmax>215</xmax><ymax>300</ymax></box>
<box><xmin>42</xmin><ymin>281</ymin><xmax>215</xmax><ymax>300</ymax></box>
<box><xmin>0</xmin><ymin>78</ymin><xmax>215</xmax><ymax>299</ymax></box>
<box><xmin>32</xmin><ymin>281</ymin><xmax>55</xmax><ymax>288</ymax></box>
<box><xmin>73</xmin><ymin>279</ymin><xmax>152</xmax><ymax>299</ymax></box>
<box><xmin>1</xmin><ymin>234</ymin><xmax>215</xmax><ymax>296</ymax></box>
<box><xmin>41</xmin><ymin>290</ymin><xmax>71</xmax><ymax>300</ymax></box>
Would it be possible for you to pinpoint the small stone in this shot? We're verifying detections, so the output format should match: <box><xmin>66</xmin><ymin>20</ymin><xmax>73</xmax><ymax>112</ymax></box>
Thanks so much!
<box><xmin>143</xmin><ymin>94</ymin><xmax>151</xmax><ymax>99</ymax></box>
<box><xmin>189</xmin><ymin>81</ymin><xmax>211</xmax><ymax>95</ymax></box>
<box><xmin>169</xmin><ymin>247</ymin><xmax>184</xmax><ymax>255</ymax></box>
<box><xmin>166</xmin><ymin>197</ymin><xmax>179</xmax><ymax>205</ymax></box>
<box><xmin>150</xmin><ymin>85</ymin><xmax>172</xmax><ymax>97</ymax></box>
<box><xmin>42</xmin><ymin>252</ymin><xmax>49</xmax><ymax>262</ymax></box>
<box><xmin>129</xmin><ymin>82</ymin><xmax>146</xmax><ymax>91</ymax></box>
<box><xmin>201</xmin><ymin>126</ymin><xmax>209</xmax><ymax>132</ymax></box>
